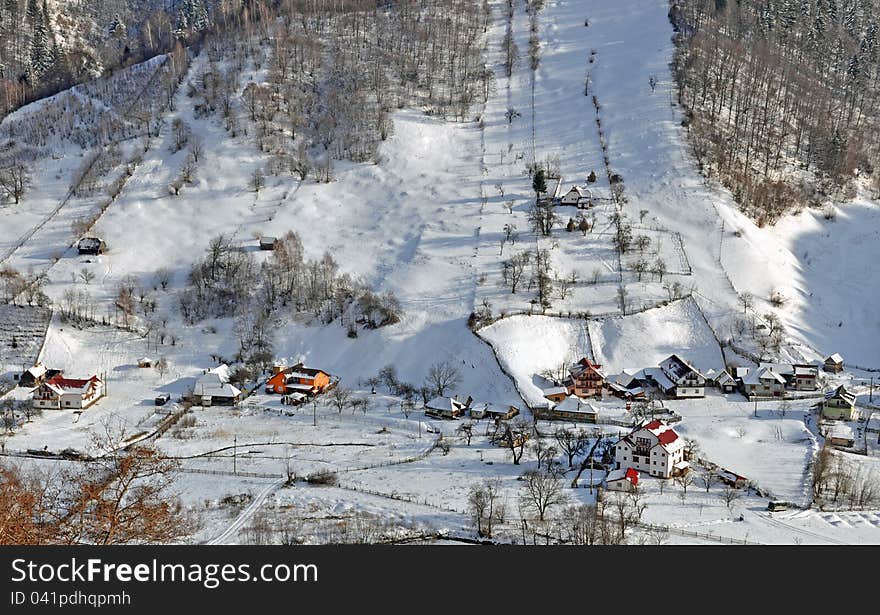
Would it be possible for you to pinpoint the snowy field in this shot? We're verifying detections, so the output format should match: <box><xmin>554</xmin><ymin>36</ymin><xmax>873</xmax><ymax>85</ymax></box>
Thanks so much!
<box><xmin>2</xmin><ymin>0</ymin><xmax>880</xmax><ymax>546</ymax></box>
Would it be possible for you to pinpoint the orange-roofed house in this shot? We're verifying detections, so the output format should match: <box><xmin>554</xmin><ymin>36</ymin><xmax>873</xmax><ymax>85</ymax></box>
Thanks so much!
<box><xmin>32</xmin><ymin>374</ymin><xmax>105</xmax><ymax>410</ymax></box>
<box><xmin>265</xmin><ymin>363</ymin><xmax>331</xmax><ymax>396</ymax></box>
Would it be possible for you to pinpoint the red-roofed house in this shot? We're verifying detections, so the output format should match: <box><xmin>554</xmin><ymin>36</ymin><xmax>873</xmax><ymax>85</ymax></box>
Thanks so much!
<box><xmin>604</xmin><ymin>467</ymin><xmax>639</xmax><ymax>492</ymax></box>
<box><xmin>32</xmin><ymin>374</ymin><xmax>105</xmax><ymax>410</ymax></box>
<box><xmin>614</xmin><ymin>419</ymin><xmax>688</xmax><ymax>479</ymax></box>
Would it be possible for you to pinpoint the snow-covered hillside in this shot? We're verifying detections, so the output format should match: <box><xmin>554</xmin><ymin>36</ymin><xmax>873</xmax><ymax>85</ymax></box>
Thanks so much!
<box><xmin>2</xmin><ymin>0</ymin><xmax>880</xmax><ymax>546</ymax></box>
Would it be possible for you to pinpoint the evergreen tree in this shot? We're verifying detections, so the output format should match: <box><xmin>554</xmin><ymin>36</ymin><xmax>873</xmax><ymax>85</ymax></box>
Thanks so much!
<box><xmin>29</xmin><ymin>11</ymin><xmax>49</xmax><ymax>76</ymax></box>
<box><xmin>25</xmin><ymin>0</ymin><xmax>38</xmax><ymax>33</ymax></box>
<box><xmin>532</xmin><ymin>168</ymin><xmax>547</xmax><ymax>198</ymax></box>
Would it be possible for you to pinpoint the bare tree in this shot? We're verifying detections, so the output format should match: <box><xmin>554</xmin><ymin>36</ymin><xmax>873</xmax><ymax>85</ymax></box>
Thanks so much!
<box><xmin>492</xmin><ymin>417</ymin><xmax>532</xmax><ymax>465</ymax></box>
<box><xmin>698</xmin><ymin>466</ymin><xmax>716</xmax><ymax>493</ymax></box>
<box><xmin>554</xmin><ymin>427</ymin><xmax>588</xmax><ymax>468</ymax></box>
<box><xmin>467</xmin><ymin>479</ymin><xmax>504</xmax><ymax>538</ymax></box>
<box><xmin>520</xmin><ymin>468</ymin><xmax>568</xmax><ymax>522</ymax></box>
<box><xmin>457</xmin><ymin>422</ymin><xmax>474</xmax><ymax>446</ymax></box>
<box><xmin>328</xmin><ymin>386</ymin><xmax>353</xmax><ymax>414</ymax></box>
<box><xmin>0</xmin><ymin>161</ymin><xmax>31</xmax><ymax>204</ymax></box>
<box><xmin>424</xmin><ymin>361</ymin><xmax>461</xmax><ymax>397</ymax></box>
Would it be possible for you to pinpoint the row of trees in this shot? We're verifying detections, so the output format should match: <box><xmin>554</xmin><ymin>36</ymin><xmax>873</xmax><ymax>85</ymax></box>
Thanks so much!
<box><xmin>0</xmin><ymin>439</ymin><xmax>191</xmax><ymax>544</ymax></box>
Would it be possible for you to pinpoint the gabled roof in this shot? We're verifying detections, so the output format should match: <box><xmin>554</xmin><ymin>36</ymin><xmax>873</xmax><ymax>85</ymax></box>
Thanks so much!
<box><xmin>627</xmin><ymin>419</ymin><xmax>683</xmax><ymax>453</ymax></box>
<box><xmin>426</xmin><ymin>396</ymin><xmax>466</xmax><ymax>412</ymax></box>
<box><xmin>570</xmin><ymin>358</ymin><xmax>605</xmax><ymax>379</ymax></box>
<box><xmin>741</xmin><ymin>367</ymin><xmax>786</xmax><ymax>386</ymax></box>
<box><xmin>43</xmin><ymin>374</ymin><xmax>101</xmax><ymax>396</ymax></box>
<box><xmin>713</xmin><ymin>370</ymin><xmax>735</xmax><ymax>385</ymax></box>
<box><xmin>659</xmin><ymin>354</ymin><xmax>704</xmax><ymax>383</ymax></box>
<box><xmin>195</xmin><ymin>365</ymin><xmax>241</xmax><ymax>398</ymax></box>
<box><xmin>24</xmin><ymin>363</ymin><xmax>48</xmax><ymax>378</ymax></box>
<box><xmin>759</xmin><ymin>362</ymin><xmax>794</xmax><ymax>376</ymax></box>
<box><xmin>824</xmin><ymin>385</ymin><xmax>855</xmax><ymax>405</ymax></box>
<box><xmin>825</xmin><ymin>353</ymin><xmax>844</xmax><ymax>364</ymax></box>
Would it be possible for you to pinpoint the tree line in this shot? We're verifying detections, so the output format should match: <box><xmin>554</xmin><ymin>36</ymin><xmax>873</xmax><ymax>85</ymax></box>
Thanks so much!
<box><xmin>670</xmin><ymin>0</ymin><xmax>880</xmax><ymax>225</ymax></box>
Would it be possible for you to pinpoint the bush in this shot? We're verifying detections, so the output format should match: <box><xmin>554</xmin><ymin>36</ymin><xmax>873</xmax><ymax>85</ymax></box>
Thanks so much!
<box><xmin>306</xmin><ymin>470</ymin><xmax>338</xmax><ymax>486</ymax></box>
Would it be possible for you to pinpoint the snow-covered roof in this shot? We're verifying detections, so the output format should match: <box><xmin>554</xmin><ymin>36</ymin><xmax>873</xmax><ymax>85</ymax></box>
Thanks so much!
<box><xmin>793</xmin><ymin>365</ymin><xmax>817</xmax><ymax>376</ymax></box>
<box><xmin>25</xmin><ymin>363</ymin><xmax>47</xmax><ymax>378</ymax></box>
<box><xmin>759</xmin><ymin>362</ymin><xmax>794</xmax><ymax>376</ymax></box>
<box><xmin>553</xmin><ymin>395</ymin><xmax>599</xmax><ymax>415</ymax></box>
<box><xmin>425</xmin><ymin>396</ymin><xmax>465</xmax><ymax>411</ymax></box>
<box><xmin>825</xmin><ymin>353</ymin><xmax>844</xmax><ymax>364</ymax></box>
<box><xmin>741</xmin><ymin>367</ymin><xmax>786</xmax><ymax>386</ymax></box>
<box><xmin>195</xmin><ymin>366</ymin><xmax>240</xmax><ymax>398</ymax></box>
<box><xmin>829</xmin><ymin>423</ymin><xmax>854</xmax><ymax>440</ymax></box>
<box><xmin>713</xmin><ymin>370</ymin><xmax>735</xmax><ymax>385</ymax></box>
<box><xmin>659</xmin><ymin>354</ymin><xmax>703</xmax><ymax>383</ymax></box>
<box><xmin>543</xmin><ymin>386</ymin><xmax>568</xmax><ymax>397</ymax></box>
<box><xmin>824</xmin><ymin>385</ymin><xmax>855</xmax><ymax>405</ymax></box>
<box><xmin>643</xmin><ymin>366</ymin><xmax>675</xmax><ymax>391</ymax></box>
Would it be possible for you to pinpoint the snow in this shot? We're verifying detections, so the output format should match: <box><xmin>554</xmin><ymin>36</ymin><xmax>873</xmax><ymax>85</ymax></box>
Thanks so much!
<box><xmin>3</xmin><ymin>0</ymin><xmax>880</xmax><ymax>546</ymax></box>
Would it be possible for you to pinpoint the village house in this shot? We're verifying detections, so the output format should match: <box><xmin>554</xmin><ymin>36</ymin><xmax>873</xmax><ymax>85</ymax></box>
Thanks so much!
<box><xmin>259</xmin><ymin>236</ymin><xmax>277</xmax><ymax>251</ymax></box>
<box><xmin>32</xmin><ymin>374</ymin><xmax>105</xmax><ymax>410</ymax></box>
<box><xmin>652</xmin><ymin>354</ymin><xmax>706</xmax><ymax>398</ymax></box>
<box><xmin>193</xmin><ymin>365</ymin><xmax>242</xmax><ymax>406</ymax></box>
<box><xmin>560</xmin><ymin>185</ymin><xmax>592</xmax><ymax>208</ymax></box>
<box><xmin>16</xmin><ymin>363</ymin><xmax>62</xmax><ymax>388</ymax></box>
<box><xmin>758</xmin><ymin>362</ymin><xmax>819</xmax><ymax>391</ymax></box>
<box><xmin>265</xmin><ymin>363</ymin><xmax>332</xmax><ymax>396</ymax></box>
<box><xmin>604</xmin><ymin>467</ymin><xmax>639</xmax><ymax>492</ymax></box>
<box><xmin>470</xmin><ymin>403</ymin><xmax>519</xmax><ymax>421</ymax></box>
<box><xmin>535</xmin><ymin>395</ymin><xmax>600</xmax><ymax>423</ymax></box>
<box><xmin>823</xmin><ymin>353</ymin><xmax>844</xmax><ymax>373</ymax></box>
<box><xmin>137</xmin><ymin>357</ymin><xmax>153</xmax><ymax>368</ymax></box>
<box><xmin>716</xmin><ymin>468</ymin><xmax>748</xmax><ymax>489</ymax></box>
<box><xmin>542</xmin><ymin>386</ymin><xmax>569</xmax><ymax>403</ymax></box>
<box><xmin>821</xmin><ymin>385</ymin><xmax>857</xmax><ymax>421</ymax></box>
<box><xmin>606</xmin><ymin>371</ymin><xmax>647</xmax><ymax>400</ymax></box>
<box><xmin>566</xmin><ymin>358</ymin><xmax>605</xmax><ymax>398</ymax></box>
<box><xmin>740</xmin><ymin>366</ymin><xmax>787</xmax><ymax>399</ymax></box>
<box><xmin>827</xmin><ymin>423</ymin><xmax>855</xmax><ymax>448</ymax></box>
<box><xmin>77</xmin><ymin>237</ymin><xmax>106</xmax><ymax>255</ymax></box>
<box><xmin>712</xmin><ymin>370</ymin><xmax>738</xmax><ymax>394</ymax></box>
<box><xmin>425</xmin><ymin>395</ymin><xmax>472</xmax><ymax>419</ymax></box>
<box><xmin>614</xmin><ymin>419</ymin><xmax>688</xmax><ymax>479</ymax></box>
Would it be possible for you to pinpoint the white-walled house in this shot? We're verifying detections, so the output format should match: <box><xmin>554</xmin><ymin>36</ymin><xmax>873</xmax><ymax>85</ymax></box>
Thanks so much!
<box><xmin>32</xmin><ymin>374</ymin><xmax>105</xmax><ymax>410</ymax></box>
<box><xmin>740</xmin><ymin>366</ymin><xmax>787</xmax><ymax>399</ymax></box>
<box><xmin>656</xmin><ymin>355</ymin><xmax>706</xmax><ymax>398</ymax></box>
<box><xmin>194</xmin><ymin>365</ymin><xmax>242</xmax><ymax>406</ymax></box>
<box><xmin>614</xmin><ymin>419</ymin><xmax>688</xmax><ymax>479</ymax></box>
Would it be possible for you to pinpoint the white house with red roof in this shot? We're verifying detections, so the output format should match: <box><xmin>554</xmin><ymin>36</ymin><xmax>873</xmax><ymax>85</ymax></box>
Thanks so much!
<box><xmin>614</xmin><ymin>419</ymin><xmax>688</xmax><ymax>479</ymax></box>
<box><xmin>32</xmin><ymin>374</ymin><xmax>105</xmax><ymax>410</ymax></box>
